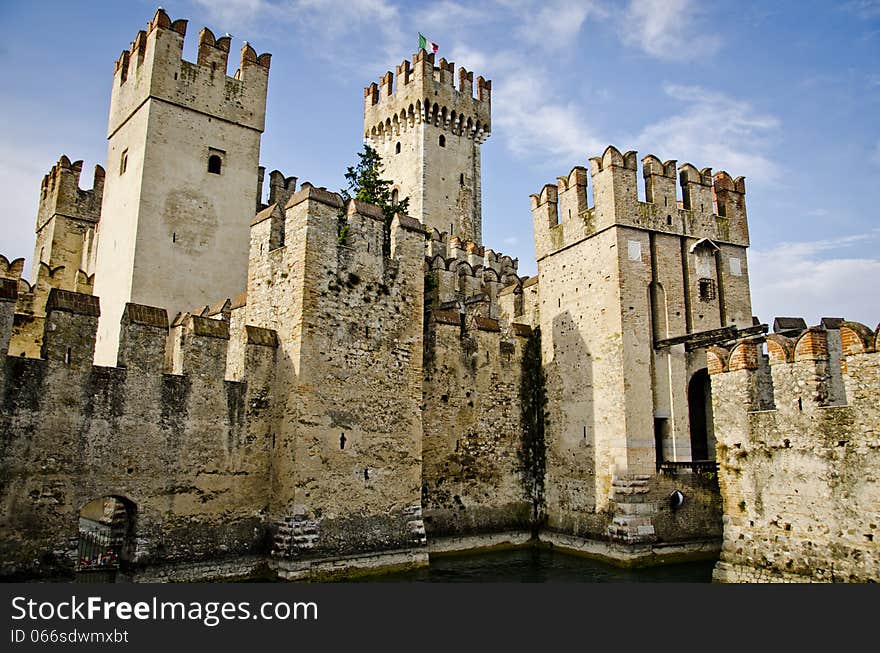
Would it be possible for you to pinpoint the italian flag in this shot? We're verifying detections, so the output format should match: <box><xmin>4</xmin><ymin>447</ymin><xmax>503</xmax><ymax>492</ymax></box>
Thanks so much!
<box><xmin>418</xmin><ymin>33</ymin><xmax>439</xmax><ymax>54</ymax></box>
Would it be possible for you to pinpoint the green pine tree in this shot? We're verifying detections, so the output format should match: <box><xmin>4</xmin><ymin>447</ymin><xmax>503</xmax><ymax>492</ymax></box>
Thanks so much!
<box><xmin>339</xmin><ymin>144</ymin><xmax>409</xmax><ymax>254</ymax></box>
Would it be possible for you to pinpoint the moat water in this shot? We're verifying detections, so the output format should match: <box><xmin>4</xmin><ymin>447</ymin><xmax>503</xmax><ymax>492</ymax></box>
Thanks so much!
<box><xmin>359</xmin><ymin>548</ymin><xmax>716</xmax><ymax>582</ymax></box>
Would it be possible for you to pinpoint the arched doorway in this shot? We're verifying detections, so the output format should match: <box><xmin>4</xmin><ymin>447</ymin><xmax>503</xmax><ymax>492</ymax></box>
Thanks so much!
<box><xmin>76</xmin><ymin>496</ymin><xmax>136</xmax><ymax>581</ymax></box>
<box><xmin>688</xmin><ymin>368</ymin><xmax>715</xmax><ymax>461</ymax></box>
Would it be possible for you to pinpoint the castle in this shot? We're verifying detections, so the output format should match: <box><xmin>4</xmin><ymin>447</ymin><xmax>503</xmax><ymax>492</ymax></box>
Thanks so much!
<box><xmin>0</xmin><ymin>9</ymin><xmax>876</xmax><ymax>582</ymax></box>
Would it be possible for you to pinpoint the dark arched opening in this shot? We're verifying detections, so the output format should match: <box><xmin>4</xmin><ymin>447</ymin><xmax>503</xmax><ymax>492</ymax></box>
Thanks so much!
<box><xmin>688</xmin><ymin>368</ymin><xmax>714</xmax><ymax>461</ymax></box>
<box><xmin>439</xmin><ymin>134</ymin><xmax>446</xmax><ymax>147</ymax></box>
<box><xmin>207</xmin><ymin>154</ymin><xmax>222</xmax><ymax>174</ymax></box>
<box><xmin>76</xmin><ymin>496</ymin><xmax>137</xmax><ymax>581</ymax></box>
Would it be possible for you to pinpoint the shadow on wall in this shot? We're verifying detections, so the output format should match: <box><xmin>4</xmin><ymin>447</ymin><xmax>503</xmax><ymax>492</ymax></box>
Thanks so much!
<box><xmin>544</xmin><ymin>310</ymin><xmax>597</xmax><ymax>529</ymax></box>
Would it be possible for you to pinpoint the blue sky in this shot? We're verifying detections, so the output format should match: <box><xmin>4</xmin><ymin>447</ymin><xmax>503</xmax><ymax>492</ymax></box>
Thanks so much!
<box><xmin>0</xmin><ymin>0</ymin><xmax>878</xmax><ymax>326</ymax></box>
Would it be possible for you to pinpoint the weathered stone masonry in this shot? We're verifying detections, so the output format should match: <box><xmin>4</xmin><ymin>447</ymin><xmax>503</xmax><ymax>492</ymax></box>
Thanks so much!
<box><xmin>709</xmin><ymin>324</ymin><xmax>879</xmax><ymax>582</ymax></box>
<box><xmin>2</xmin><ymin>8</ymin><xmax>877</xmax><ymax>582</ymax></box>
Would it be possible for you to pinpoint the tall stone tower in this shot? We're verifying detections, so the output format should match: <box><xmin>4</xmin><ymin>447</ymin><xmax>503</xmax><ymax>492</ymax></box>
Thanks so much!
<box><xmin>363</xmin><ymin>51</ymin><xmax>491</xmax><ymax>244</ymax></box>
<box><xmin>92</xmin><ymin>9</ymin><xmax>270</xmax><ymax>364</ymax></box>
<box><xmin>531</xmin><ymin>146</ymin><xmax>754</xmax><ymax>536</ymax></box>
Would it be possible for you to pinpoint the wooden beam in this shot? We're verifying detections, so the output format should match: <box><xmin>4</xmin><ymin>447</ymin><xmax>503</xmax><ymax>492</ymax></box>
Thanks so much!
<box><xmin>654</xmin><ymin>323</ymin><xmax>768</xmax><ymax>351</ymax></box>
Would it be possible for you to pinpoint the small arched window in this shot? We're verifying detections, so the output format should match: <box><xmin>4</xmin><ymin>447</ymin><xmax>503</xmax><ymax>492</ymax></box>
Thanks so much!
<box><xmin>395</xmin><ymin>142</ymin><xmax>401</xmax><ymax>154</ymax></box>
<box><xmin>439</xmin><ymin>134</ymin><xmax>446</xmax><ymax>147</ymax></box>
<box><xmin>391</xmin><ymin>189</ymin><xmax>399</xmax><ymax>205</ymax></box>
<box><xmin>459</xmin><ymin>173</ymin><xmax>464</xmax><ymax>185</ymax></box>
<box><xmin>207</xmin><ymin>155</ymin><xmax>222</xmax><ymax>175</ymax></box>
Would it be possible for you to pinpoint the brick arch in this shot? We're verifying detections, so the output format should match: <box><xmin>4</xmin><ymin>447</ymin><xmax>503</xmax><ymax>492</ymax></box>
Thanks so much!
<box><xmin>840</xmin><ymin>321</ymin><xmax>875</xmax><ymax>356</ymax></box>
<box><xmin>766</xmin><ymin>334</ymin><xmax>794</xmax><ymax>364</ymax></box>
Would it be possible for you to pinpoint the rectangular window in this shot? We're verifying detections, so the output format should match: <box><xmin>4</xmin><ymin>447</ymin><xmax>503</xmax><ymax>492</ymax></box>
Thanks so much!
<box><xmin>729</xmin><ymin>257</ymin><xmax>742</xmax><ymax>277</ymax></box>
<box><xmin>698</xmin><ymin>278</ymin><xmax>716</xmax><ymax>302</ymax></box>
<box><xmin>120</xmin><ymin>149</ymin><xmax>128</xmax><ymax>175</ymax></box>
<box><xmin>627</xmin><ymin>240</ymin><xmax>642</xmax><ymax>261</ymax></box>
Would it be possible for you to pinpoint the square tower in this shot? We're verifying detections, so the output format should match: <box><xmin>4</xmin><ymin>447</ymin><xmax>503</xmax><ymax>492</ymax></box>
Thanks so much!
<box><xmin>532</xmin><ymin>146</ymin><xmax>753</xmax><ymax>528</ymax></box>
<box><xmin>92</xmin><ymin>9</ymin><xmax>270</xmax><ymax>364</ymax></box>
<box><xmin>363</xmin><ymin>51</ymin><xmax>491</xmax><ymax>244</ymax></box>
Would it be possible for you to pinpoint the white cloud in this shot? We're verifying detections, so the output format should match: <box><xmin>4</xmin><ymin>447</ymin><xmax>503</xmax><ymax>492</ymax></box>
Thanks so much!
<box><xmin>191</xmin><ymin>0</ymin><xmax>407</xmax><ymax>74</ymax></box>
<box><xmin>517</xmin><ymin>1</ymin><xmax>606</xmax><ymax>51</ymax></box>
<box><xmin>0</xmin><ymin>143</ymin><xmax>60</xmax><ymax>272</ymax></box>
<box><xmin>190</xmin><ymin>0</ymin><xmax>269</xmax><ymax>27</ymax></box>
<box><xmin>621</xmin><ymin>0</ymin><xmax>722</xmax><ymax>61</ymax></box>
<box><xmin>749</xmin><ymin>232</ymin><xmax>880</xmax><ymax>327</ymax></box>
<box><xmin>413</xmin><ymin>1</ymin><xmax>491</xmax><ymax>33</ymax></box>
<box><xmin>844</xmin><ymin>0</ymin><xmax>880</xmax><ymax>20</ymax></box>
<box><xmin>635</xmin><ymin>84</ymin><xmax>780</xmax><ymax>182</ymax></box>
<box><xmin>448</xmin><ymin>44</ymin><xmax>603</xmax><ymax>162</ymax></box>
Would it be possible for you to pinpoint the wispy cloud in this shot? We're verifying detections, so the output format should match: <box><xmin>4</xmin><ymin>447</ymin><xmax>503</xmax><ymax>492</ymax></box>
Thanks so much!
<box><xmin>412</xmin><ymin>1</ymin><xmax>491</xmax><ymax>33</ymax></box>
<box><xmin>749</xmin><ymin>232</ymin><xmax>880</xmax><ymax>326</ymax></box>
<box><xmin>516</xmin><ymin>1</ymin><xmax>606</xmax><ymax>51</ymax></box>
<box><xmin>191</xmin><ymin>0</ymin><xmax>407</xmax><ymax>75</ymax></box>
<box><xmin>635</xmin><ymin>84</ymin><xmax>780</xmax><ymax>181</ymax></box>
<box><xmin>449</xmin><ymin>44</ymin><xmax>604</xmax><ymax>162</ymax></box>
<box><xmin>843</xmin><ymin>0</ymin><xmax>880</xmax><ymax>20</ymax></box>
<box><xmin>620</xmin><ymin>0</ymin><xmax>722</xmax><ymax>60</ymax></box>
<box><xmin>190</xmin><ymin>0</ymin><xmax>268</xmax><ymax>27</ymax></box>
<box><xmin>0</xmin><ymin>142</ymin><xmax>61</xmax><ymax>269</ymax></box>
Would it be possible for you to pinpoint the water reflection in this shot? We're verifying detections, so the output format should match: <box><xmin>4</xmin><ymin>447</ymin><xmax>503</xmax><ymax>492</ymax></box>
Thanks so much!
<box><xmin>361</xmin><ymin>548</ymin><xmax>716</xmax><ymax>583</ymax></box>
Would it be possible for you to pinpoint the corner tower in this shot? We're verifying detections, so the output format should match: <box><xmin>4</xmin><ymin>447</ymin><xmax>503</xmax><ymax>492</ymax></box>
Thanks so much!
<box><xmin>364</xmin><ymin>51</ymin><xmax>491</xmax><ymax>244</ymax></box>
<box><xmin>92</xmin><ymin>9</ymin><xmax>270</xmax><ymax>364</ymax></box>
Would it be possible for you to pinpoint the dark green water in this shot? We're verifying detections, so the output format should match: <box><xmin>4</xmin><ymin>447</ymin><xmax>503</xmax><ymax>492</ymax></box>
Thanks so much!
<box><xmin>360</xmin><ymin>548</ymin><xmax>716</xmax><ymax>582</ymax></box>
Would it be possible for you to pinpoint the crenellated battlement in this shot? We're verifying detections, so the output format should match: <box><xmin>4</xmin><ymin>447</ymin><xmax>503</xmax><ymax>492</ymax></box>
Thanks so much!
<box><xmin>37</xmin><ymin>155</ymin><xmax>104</xmax><ymax>230</ymax></box>
<box><xmin>423</xmin><ymin>228</ymin><xmax>523</xmax><ymax>322</ymax></box>
<box><xmin>707</xmin><ymin>320</ymin><xmax>880</xmax><ymax>413</ymax></box>
<box><xmin>424</xmin><ymin>228</ymin><xmax>518</xmax><ymax>276</ymax></box>
<box><xmin>364</xmin><ymin>50</ymin><xmax>491</xmax><ymax>142</ymax></box>
<box><xmin>709</xmin><ymin>318</ymin><xmax>880</xmax><ymax>582</ymax></box>
<box><xmin>108</xmin><ymin>8</ymin><xmax>271</xmax><ymax>136</ymax></box>
<box><xmin>531</xmin><ymin>145</ymin><xmax>750</xmax><ymax>261</ymax></box>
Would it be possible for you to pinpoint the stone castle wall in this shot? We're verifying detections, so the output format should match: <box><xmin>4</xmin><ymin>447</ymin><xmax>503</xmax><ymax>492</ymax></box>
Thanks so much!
<box><xmin>421</xmin><ymin>307</ymin><xmax>532</xmax><ymax>536</ymax></box>
<box><xmin>708</xmin><ymin>323</ymin><xmax>880</xmax><ymax>582</ymax></box>
<box><xmin>0</xmin><ymin>289</ymin><xmax>276</xmax><ymax>579</ymax></box>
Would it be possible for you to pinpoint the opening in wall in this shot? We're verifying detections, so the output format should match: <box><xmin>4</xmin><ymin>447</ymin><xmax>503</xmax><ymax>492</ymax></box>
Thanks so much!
<box><xmin>439</xmin><ymin>134</ymin><xmax>446</xmax><ymax>147</ymax></box>
<box><xmin>119</xmin><ymin>149</ymin><xmax>128</xmax><ymax>175</ymax></box>
<box><xmin>207</xmin><ymin>147</ymin><xmax>225</xmax><ymax>175</ymax></box>
<box><xmin>698</xmin><ymin>278</ymin><xmax>716</xmax><ymax>302</ymax></box>
<box><xmin>208</xmin><ymin>154</ymin><xmax>222</xmax><ymax>174</ymax></box>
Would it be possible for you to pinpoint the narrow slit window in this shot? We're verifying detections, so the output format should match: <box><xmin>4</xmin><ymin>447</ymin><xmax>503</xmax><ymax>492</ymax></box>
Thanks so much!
<box><xmin>439</xmin><ymin>134</ymin><xmax>446</xmax><ymax>147</ymax></box>
<box><xmin>120</xmin><ymin>149</ymin><xmax>128</xmax><ymax>175</ymax></box>
<box><xmin>395</xmin><ymin>141</ymin><xmax>401</xmax><ymax>154</ymax></box>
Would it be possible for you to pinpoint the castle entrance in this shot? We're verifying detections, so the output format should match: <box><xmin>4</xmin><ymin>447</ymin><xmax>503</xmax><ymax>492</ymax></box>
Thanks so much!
<box><xmin>688</xmin><ymin>369</ymin><xmax>714</xmax><ymax>461</ymax></box>
<box><xmin>75</xmin><ymin>496</ymin><xmax>136</xmax><ymax>582</ymax></box>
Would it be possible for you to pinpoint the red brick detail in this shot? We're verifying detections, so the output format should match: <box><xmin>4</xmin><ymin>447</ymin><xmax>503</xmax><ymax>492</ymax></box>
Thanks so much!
<box><xmin>706</xmin><ymin>346</ymin><xmax>729</xmax><ymax>375</ymax></box>
<box><xmin>794</xmin><ymin>327</ymin><xmax>828</xmax><ymax>361</ymax></box>
<box><xmin>766</xmin><ymin>334</ymin><xmax>794</xmax><ymax>365</ymax></box>
<box><xmin>729</xmin><ymin>343</ymin><xmax>759</xmax><ymax>371</ymax></box>
<box><xmin>840</xmin><ymin>321</ymin><xmax>874</xmax><ymax>356</ymax></box>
